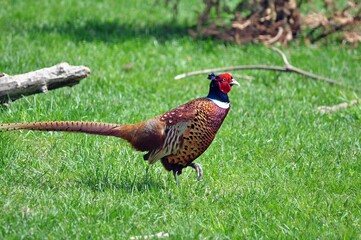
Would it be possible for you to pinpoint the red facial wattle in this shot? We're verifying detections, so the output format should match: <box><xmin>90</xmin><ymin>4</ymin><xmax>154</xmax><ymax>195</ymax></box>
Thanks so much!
<box><xmin>216</xmin><ymin>73</ymin><xmax>234</xmax><ymax>94</ymax></box>
<box><xmin>218</xmin><ymin>81</ymin><xmax>232</xmax><ymax>94</ymax></box>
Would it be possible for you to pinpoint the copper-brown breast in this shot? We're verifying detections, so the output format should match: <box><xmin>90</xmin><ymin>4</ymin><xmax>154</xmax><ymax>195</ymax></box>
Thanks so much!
<box><xmin>162</xmin><ymin>98</ymin><xmax>230</xmax><ymax>167</ymax></box>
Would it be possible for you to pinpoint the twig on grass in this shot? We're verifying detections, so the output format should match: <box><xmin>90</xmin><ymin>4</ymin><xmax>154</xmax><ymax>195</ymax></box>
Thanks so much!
<box><xmin>318</xmin><ymin>99</ymin><xmax>360</xmax><ymax>114</ymax></box>
<box><xmin>271</xmin><ymin>47</ymin><xmax>341</xmax><ymax>86</ymax></box>
<box><xmin>175</xmin><ymin>47</ymin><xmax>358</xmax><ymax>91</ymax></box>
<box><xmin>130</xmin><ymin>231</ymin><xmax>169</xmax><ymax>240</ymax></box>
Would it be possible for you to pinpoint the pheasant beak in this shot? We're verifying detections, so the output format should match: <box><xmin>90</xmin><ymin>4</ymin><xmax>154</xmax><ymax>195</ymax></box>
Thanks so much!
<box><xmin>230</xmin><ymin>79</ymin><xmax>240</xmax><ymax>86</ymax></box>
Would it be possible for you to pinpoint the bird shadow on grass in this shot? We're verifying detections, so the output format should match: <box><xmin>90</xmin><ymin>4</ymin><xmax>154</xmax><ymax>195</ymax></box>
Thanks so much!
<box><xmin>77</xmin><ymin>168</ymin><xmax>168</xmax><ymax>193</ymax></box>
<box><xmin>31</xmin><ymin>19</ymin><xmax>191</xmax><ymax>43</ymax></box>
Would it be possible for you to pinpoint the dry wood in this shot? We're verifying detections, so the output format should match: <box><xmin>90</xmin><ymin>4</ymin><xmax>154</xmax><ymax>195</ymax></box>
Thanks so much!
<box><xmin>190</xmin><ymin>0</ymin><xmax>301</xmax><ymax>45</ymax></box>
<box><xmin>318</xmin><ymin>99</ymin><xmax>360</xmax><ymax>114</ymax></box>
<box><xmin>303</xmin><ymin>1</ymin><xmax>361</xmax><ymax>45</ymax></box>
<box><xmin>175</xmin><ymin>47</ymin><xmax>353</xmax><ymax>89</ymax></box>
<box><xmin>0</xmin><ymin>62</ymin><xmax>91</xmax><ymax>104</ymax></box>
<box><xmin>187</xmin><ymin>0</ymin><xmax>361</xmax><ymax>45</ymax></box>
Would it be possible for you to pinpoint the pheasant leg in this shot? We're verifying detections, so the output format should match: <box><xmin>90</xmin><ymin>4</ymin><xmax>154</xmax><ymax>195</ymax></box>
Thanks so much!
<box><xmin>189</xmin><ymin>163</ymin><xmax>203</xmax><ymax>181</ymax></box>
<box><xmin>173</xmin><ymin>170</ymin><xmax>180</xmax><ymax>184</ymax></box>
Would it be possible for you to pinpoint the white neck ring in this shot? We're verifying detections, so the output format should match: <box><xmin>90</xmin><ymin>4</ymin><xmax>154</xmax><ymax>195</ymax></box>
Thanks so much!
<box><xmin>208</xmin><ymin>98</ymin><xmax>230</xmax><ymax>109</ymax></box>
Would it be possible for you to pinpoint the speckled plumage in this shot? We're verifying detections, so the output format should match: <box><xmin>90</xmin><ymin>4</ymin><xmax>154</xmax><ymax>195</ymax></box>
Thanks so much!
<box><xmin>153</xmin><ymin>98</ymin><xmax>229</xmax><ymax>175</ymax></box>
<box><xmin>0</xmin><ymin>73</ymin><xmax>238</xmax><ymax>181</ymax></box>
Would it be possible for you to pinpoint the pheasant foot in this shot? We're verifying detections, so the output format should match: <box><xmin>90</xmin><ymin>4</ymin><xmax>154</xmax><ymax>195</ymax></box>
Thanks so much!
<box><xmin>189</xmin><ymin>163</ymin><xmax>203</xmax><ymax>181</ymax></box>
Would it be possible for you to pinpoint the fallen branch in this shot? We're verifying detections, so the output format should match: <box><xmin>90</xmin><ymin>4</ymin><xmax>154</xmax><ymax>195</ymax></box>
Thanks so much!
<box><xmin>318</xmin><ymin>99</ymin><xmax>360</xmax><ymax>114</ymax></box>
<box><xmin>0</xmin><ymin>62</ymin><xmax>91</xmax><ymax>104</ymax></box>
<box><xmin>175</xmin><ymin>47</ymin><xmax>358</xmax><ymax>91</ymax></box>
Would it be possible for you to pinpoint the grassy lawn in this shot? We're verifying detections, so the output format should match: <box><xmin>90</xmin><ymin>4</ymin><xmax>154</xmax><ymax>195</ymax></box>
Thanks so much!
<box><xmin>1</xmin><ymin>0</ymin><xmax>360</xmax><ymax>239</ymax></box>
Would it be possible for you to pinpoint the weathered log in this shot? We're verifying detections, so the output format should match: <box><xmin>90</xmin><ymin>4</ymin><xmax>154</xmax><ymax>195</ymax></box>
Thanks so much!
<box><xmin>0</xmin><ymin>62</ymin><xmax>91</xmax><ymax>104</ymax></box>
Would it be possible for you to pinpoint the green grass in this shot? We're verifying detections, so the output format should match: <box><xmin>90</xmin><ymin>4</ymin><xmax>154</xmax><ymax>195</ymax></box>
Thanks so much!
<box><xmin>1</xmin><ymin>0</ymin><xmax>360</xmax><ymax>239</ymax></box>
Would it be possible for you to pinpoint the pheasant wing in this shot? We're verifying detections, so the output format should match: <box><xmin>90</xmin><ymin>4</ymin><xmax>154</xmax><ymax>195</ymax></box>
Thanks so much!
<box><xmin>147</xmin><ymin>121</ymin><xmax>189</xmax><ymax>163</ymax></box>
<box><xmin>146</xmin><ymin>101</ymin><xmax>198</xmax><ymax>163</ymax></box>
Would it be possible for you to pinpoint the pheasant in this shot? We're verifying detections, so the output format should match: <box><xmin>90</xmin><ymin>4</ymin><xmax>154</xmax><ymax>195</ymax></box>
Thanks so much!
<box><xmin>0</xmin><ymin>73</ymin><xmax>239</xmax><ymax>181</ymax></box>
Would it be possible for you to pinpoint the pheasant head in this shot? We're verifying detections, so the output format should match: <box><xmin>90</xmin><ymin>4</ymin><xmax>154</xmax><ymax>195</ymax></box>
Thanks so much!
<box><xmin>207</xmin><ymin>72</ymin><xmax>239</xmax><ymax>104</ymax></box>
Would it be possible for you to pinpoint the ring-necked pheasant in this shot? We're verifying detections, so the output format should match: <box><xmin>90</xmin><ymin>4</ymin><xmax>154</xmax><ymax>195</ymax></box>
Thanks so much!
<box><xmin>0</xmin><ymin>73</ymin><xmax>239</xmax><ymax>181</ymax></box>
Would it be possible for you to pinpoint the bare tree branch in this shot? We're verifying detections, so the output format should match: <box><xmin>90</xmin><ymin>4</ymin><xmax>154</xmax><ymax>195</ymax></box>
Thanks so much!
<box><xmin>175</xmin><ymin>47</ymin><xmax>359</xmax><ymax>91</ymax></box>
<box><xmin>272</xmin><ymin>47</ymin><xmax>290</xmax><ymax>66</ymax></box>
<box><xmin>318</xmin><ymin>99</ymin><xmax>360</xmax><ymax>114</ymax></box>
<box><xmin>271</xmin><ymin>47</ymin><xmax>341</xmax><ymax>86</ymax></box>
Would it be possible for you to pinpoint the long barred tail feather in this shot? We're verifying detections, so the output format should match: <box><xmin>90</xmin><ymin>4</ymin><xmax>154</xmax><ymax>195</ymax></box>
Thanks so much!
<box><xmin>0</xmin><ymin>121</ymin><xmax>124</xmax><ymax>138</ymax></box>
